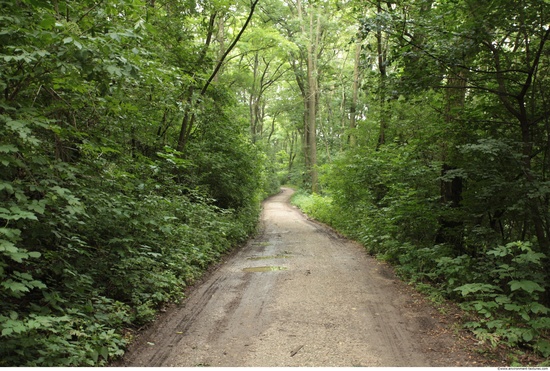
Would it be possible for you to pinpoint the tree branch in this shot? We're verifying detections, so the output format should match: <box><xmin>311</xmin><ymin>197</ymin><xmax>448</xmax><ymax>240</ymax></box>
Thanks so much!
<box><xmin>200</xmin><ymin>0</ymin><xmax>260</xmax><ymax>96</ymax></box>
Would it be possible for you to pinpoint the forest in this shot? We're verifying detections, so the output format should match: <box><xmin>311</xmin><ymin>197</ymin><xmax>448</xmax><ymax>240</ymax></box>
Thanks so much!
<box><xmin>1</xmin><ymin>0</ymin><xmax>549</xmax><ymax>366</ymax></box>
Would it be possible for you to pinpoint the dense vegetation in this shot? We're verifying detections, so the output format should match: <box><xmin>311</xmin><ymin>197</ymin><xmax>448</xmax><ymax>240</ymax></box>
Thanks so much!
<box><xmin>2</xmin><ymin>0</ymin><xmax>550</xmax><ymax>366</ymax></box>
<box><xmin>0</xmin><ymin>0</ymin><xmax>276</xmax><ymax>365</ymax></box>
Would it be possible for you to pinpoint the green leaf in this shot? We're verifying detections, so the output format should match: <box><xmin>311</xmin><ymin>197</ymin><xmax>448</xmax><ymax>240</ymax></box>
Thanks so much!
<box><xmin>0</xmin><ymin>144</ymin><xmax>18</xmax><ymax>153</ymax></box>
<box><xmin>486</xmin><ymin>319</ymin><xmax>504</xmax><ymax>329</ymax></box>
<box><xmin>522</xmin><ymin>329</ymin><xmax>534</xmax><ymax>342</ymax></box>
<box><xmin>504</xmin><ymin>303</ymin><xmax>522</xmax><ymax>312</ymax></box>
<box><xmin>2</xmin><ymin>280</ymin><xmax>30</xmax><ymax>293</ymax></box>
<box><xmin>91</xmin><ymin>350</ymin><xmax>99</xmax><ymax>363</ymax></box>
<box><xmin>51</xmin><ymin>186</ymin><xmax>70</xmax><ymax>196</ymax></box>
<box><xmin>2</xmin><ymin>327</ymin><xmax>14</xmax><ymax>336</ymax></box>
<box><xmin>5</xmin><ymin>119</ymin><xmax>33</xmax><ymax>141</ymax></box>
<box><xmin>534</xmin><ymin>339</ymin><xmax>550</xmax><ymax>357</ymax></box>
<box><xmin>454</xmin><ymin>283</ymin><xmax>499</xmax><ymax>296</ymax></box>
<box><xmin>27</xmin><ymin>200</ymin><xmax>46</xmax><ymax>214</ymax></box>
<box><xmin>8</xmin><ymin>205</ymin><xmax>38</xmax><ymax>220</ymax></box>
<box><xmin>99</xmin><ymin>346</ymin><xmax>109</xmax><ymax>360</ymax></box>
<box><xmin>530</xmin><ymin>303</ymin><xmax>549</xmax><ymax>314</ymax></box>
<box><xmin>513</xmin><ymin>251</ymin><xmax>546</xmax><ymax>265</ymax></box>
<box><xmin>494</xmin><ymin>295</ymin><xmax>511</xmax><ymax>304</ymax></box>
<box><xmin>0</xmin><ymin>239</ymin><xmax>18</xmax><ymax>253</ymax></box>
<box><xmin>106</xmin><ymin>65</ymin><xmax>122</xmax><ymax>77</ymax></box>
<box><xmin>509</xmin><ymin>280</ymin><xmax>545</xmax><ymax>294</ymax></box>
<box><xmin>39</xmin><ymin>15</ymin><xmax>56</xmax><ymax>29</ymax></box>
<box><xmin>9</xmin><ymin>252</ymin><xmax>30</xmax><ymax>263</ymax></box>
<box><xmin>530</xmin><ymin>317</ymin><xmax>550</xmax><ymax>330</ymax></box>
<box><xmin>108</xmin><ymin>32</ymin><xmax>121</xmax><ymax>42</ymax></box>
<box><xmin>0</xmin><ymin>182</ymin><xmax>14</xmax><ymax>194</ymax></box>
<box><xmin>12</xmin><ymin>322</ymin><xmax>27</xmax><ymax>334</ymax></box>
<box><xmin>27</xmin><ymin>251</ymin><xmax>41</xmax><ymax>258</ymax></box>
<box><xmin>15</xmin><ymin>272</ymin><xmax>32</xmax><ymax>281</ymax></box>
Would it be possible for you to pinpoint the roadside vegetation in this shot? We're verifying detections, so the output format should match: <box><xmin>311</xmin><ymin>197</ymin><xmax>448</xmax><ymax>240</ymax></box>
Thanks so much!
<box><xmin>0</xmin><ymin>0</ymin><xmax>278</xmax><ymax>366</ymax></box>
<box><xmin>292</xmin><ymin>144</ymin><xmax>550</xmax><ymax>364</ymax></box>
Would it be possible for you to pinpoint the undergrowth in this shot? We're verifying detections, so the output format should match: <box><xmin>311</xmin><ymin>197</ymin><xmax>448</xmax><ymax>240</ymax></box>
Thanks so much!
<box><xmin>1</xmin><ymin>154</ymin><xmax>262</xmax><ymax>366</ymax></box>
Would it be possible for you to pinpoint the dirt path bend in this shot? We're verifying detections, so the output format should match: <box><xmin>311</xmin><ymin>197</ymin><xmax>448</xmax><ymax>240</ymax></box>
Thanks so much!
<box><xmin>121</xmin><ymin>187</ymin><xmax>482</xmax><ymax>367</ymax></box>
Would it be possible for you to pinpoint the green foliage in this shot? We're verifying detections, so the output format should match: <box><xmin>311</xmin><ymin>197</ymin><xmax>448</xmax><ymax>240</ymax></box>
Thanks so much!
<box><xmin>4</xmin><ymin>0</ymin><xmax>550</xmax><ymax>364</ymax></box>
<box><xmin>293</xmin><ymin>115</ymin><xmax>550</xmax><ymax>358</ymax></box>
<box><xmin>0</xmin><ymin>0</ymin><xmax>265</xmax><ymax>366</ymax></box>
<box><xmin>0</xmin><ymin>300</ymin><xmax>128</xmax><ymax>366</ymax></box>
<box><xmin>290</xmin><ymin>190</ymin><xmax>334</xmax><ymax>225</ymax></box>
<box><xmin>453</xmin><ymin>242</ymin><xmax>550</xmax><ymax>355</ymax></box>
<box><xmin>322</xmin><ymin>142</ymin><xmax>441</xmax><ymax>254</ymax></box>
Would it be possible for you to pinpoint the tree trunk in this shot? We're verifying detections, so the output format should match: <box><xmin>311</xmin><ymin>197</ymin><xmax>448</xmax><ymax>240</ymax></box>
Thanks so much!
<box><xmin>435</xmin><ymin>68</ymin><xmax>467</xmax><ymax>254</ymax></box>
<box><xmin>349</xmin><ymin>39</ymin><xmax>361</xmax><ymax>147</ymax></box>
<box><xmin>521</xmin><ymin>116</ymin><xmax>549</xmax><ymax>249</ymax></box>
<box><xmin>435</xmin><ymin>164</ymin><xmax>464</xmax><ymax>253</ymax></box>
<box><xmin>214</xmin><ymin>15</ymin><xmax>225</xmax><ymax>83</ymax></box>
<box><xmin>375</xmin><ymin>0</ymin><xmax>387</xmax><ymax>150</ymax></box>
<box><xmin>249</xmin><ymin>54</ymin><xmax>259</xmax><ymax>142</ymax></box>
<box><xmin>487</xmin><ymin>26</ymin><xmax>550</xmax><ymax>249</ymax></box>
<box><xmin>307</xmin><ymin>9</ymin><xmax>320</xmax><ymax>193</ymax></box>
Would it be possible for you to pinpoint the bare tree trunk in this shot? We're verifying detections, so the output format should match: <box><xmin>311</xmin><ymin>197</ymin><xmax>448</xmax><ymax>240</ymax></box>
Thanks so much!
<box><xmin>214</xmin><ymin>15</ymin><xmax>225</xmax><ymax>83</ymax></box>
<box><xmin>349</xmin><ymin>39</ymin><xmax>361</xmax><ymax>147</ymax></box>
<box><xmin>375</xmin><ymin>0</ymin><xmax>388</xmax><ymax>150</ymax></box>
<box><xmin>307</xmin><ymin>8</ymin><xmax>320</xmax><ymax>193</ymax></box>
<box><xmin>249</xmin><ymin>54</ymin><xmax>259</xmax><ymax>142</ymax></box>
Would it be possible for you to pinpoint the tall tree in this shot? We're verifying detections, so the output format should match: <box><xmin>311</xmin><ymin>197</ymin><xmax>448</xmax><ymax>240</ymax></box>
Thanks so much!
<box><xmin>176</xmin><ymin>0</ymin><xmax>260</xmax><ymax>152</ymax></box>
<box><xmin>348</xmin><ymin>38</ymin><xmax>362</xmax><ymax>147</ymax></box>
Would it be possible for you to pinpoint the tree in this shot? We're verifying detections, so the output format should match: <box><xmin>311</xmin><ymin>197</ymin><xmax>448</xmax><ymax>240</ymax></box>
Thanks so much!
<box><xmin>269</xmin><ymin>0</ymin><xmax>352</xmax><ymax>192</ymax></box>
<box><xmin>348</xmin><ymin>38</ymin><xmax>362</xmax><ymax>147</ymax></box>
<box><xmin>176</xmin><ymin>0</ymin><xmax>260</xmax><ymax>152</ymax></box>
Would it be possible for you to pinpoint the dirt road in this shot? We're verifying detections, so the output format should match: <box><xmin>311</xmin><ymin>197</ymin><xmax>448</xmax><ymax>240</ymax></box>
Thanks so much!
<box><xmin>121</xmin><ymin>188</ymin><xmax>483</xmax><ymax>367</ymax></box>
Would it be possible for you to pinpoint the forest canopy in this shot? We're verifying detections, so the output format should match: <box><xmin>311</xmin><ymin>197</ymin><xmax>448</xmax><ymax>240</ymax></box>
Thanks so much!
<box><xmin>1</xmin><ymin>0</ymin><xmax>550</xmax><ymax>365</ymax></box>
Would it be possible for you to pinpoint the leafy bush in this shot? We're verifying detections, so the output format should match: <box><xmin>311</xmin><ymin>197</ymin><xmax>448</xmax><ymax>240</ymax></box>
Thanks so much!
<box><xmin>291</xmin><ymin>190</ymin><xmax>334</xmax><ymax>225</ymax></box>
<box><xmin>292</xmin><ymin>139</ymin><xmax>550</xmax><ymax>359</ymax></box>
<box><xmin>0</xmin><ymin>1</ymin><xmax>265</xmax><ymax>366</ymax></box>
<box><xmin>454</xmin><ymin>242</ymin><xmax>550</xmax><ymax>355</ymax></box>
<box><xmin>1</xmin><ymin>141</ymin><xmax>262</xmax><ymax>365</ymax></box>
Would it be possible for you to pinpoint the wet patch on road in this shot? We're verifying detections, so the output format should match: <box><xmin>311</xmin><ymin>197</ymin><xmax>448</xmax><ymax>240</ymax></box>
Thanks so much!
<box><xmin>242</xmin><ymin>266</ymin><xmax>288</xmax><ymax>273</ymax></box>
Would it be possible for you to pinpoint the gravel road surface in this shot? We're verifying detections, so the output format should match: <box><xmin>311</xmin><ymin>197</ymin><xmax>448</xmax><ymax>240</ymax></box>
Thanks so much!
<box><xmin>120</xmin><ymin>187</ymin><xmax>484</xmax><ymax>367</ymax></box>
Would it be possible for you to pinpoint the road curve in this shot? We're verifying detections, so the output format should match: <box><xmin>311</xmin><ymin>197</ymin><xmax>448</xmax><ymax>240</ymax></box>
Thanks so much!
<box><xmin>121</xmin><ymin>187</ymin><xmax>478</xmax><ymax>367</ymax></box>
